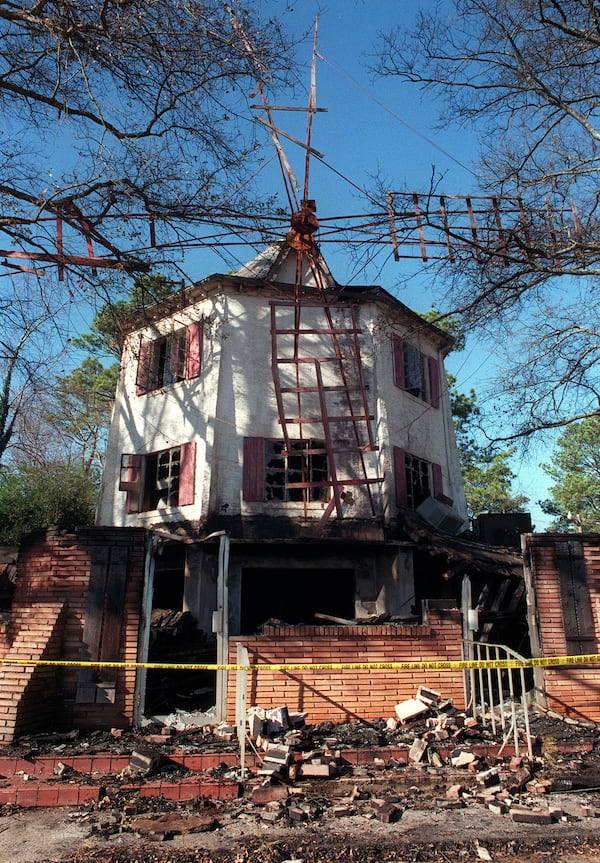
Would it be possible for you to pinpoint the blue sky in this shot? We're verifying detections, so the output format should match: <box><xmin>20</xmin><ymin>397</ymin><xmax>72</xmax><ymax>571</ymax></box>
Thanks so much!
<box><xmin>233</xmin><ymin>0</ymin><xmax>554</xmax><ymax>528</ymax></box>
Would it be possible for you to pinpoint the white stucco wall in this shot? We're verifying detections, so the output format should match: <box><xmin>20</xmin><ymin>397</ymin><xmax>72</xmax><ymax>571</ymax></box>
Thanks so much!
<box><xmin>96</xmin><ymin>279</ymin><xmax>467</xmax><ymax>529</ymax></box>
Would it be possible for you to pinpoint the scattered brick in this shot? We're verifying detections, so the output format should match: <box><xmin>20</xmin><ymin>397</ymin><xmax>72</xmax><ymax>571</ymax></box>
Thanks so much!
<box><xmin>374</xmin><ymin>801</ymin><xmax>402</xmax><ymax>823</ymax></box>
<box><xmin>298</xmin><ymin>762</ymin><xmax>336</xmax><ymax>778</ymax></box>
<box><xmin>394</xmin><ymin>699</ymin><xmax>429</xmax><ymax>723</ymax></box>
<box><xmin>451</xmin><ymin>750</ymin><xmax>476</xmax><ymax>768</ymax></box>
<box><xmin>332</xmin><ymin>804</ymin><xmax>355</xmax><ymax>818</ymax></box>
<box><xmin>525</xmin><ymin>779</ymin><xmax>551</xmax><ymax>795</ymax></box>
<box><xmin>130</xmin><ymin>747</ymin><xmax>160</xmax><ymax>774</ymax></box>
<box><xmin>288</xmin><ymin>806</ymin><xmax>308</xmax><ymax>822</ymax></box>
<box><xmin>477</xmin><ymin>767</ymin><xmax>500</xmax><ymax>787</ymax></box>
<box><xmin>416</xmin><ymin>686</ymin><xmax>440</xmax><ymax>706</ymax></box>
<box><xmin>510</xmin><ymin>806</ymin><xmax>552</xmax><ymax>824</ymax></box>
<box><xmin>409</xmin><ymin>738</ymin><xmax>428</xmax><ymax>763</ymax></box>
<box><xmin>251</xmin><ymin>783</ymin><xmax>289</xmax><ymax>805</ymax></box>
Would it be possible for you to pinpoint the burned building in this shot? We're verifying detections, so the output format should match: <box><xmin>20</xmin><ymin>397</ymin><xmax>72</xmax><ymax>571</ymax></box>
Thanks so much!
<box><xmin>90</xmin><ymin>235</ymin><xmax>472</xmax><ymax>717</ymax></box>
<box><xmin>0</xmin><ymin>236</ymin><xmax>594</xmax><ymax>740</ymax></box>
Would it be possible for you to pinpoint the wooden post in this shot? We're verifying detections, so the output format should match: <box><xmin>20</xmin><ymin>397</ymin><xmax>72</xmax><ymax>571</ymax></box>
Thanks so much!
<box><xmin>521</xmin><ymin>534</ymin><xmax>546</xmax><ymax>708</ymax></box>
<box><xmin>133</xmin><ymin>534</ymin><xmax>157</xmax><ymax>726</ymax></box>
<box><xmin>236</xmin><ymin>644</ymin><xmax>249</xmax><ymax>779</ymax></box>
<box><xmin>214</xmin><ymin>533</ymin><xmax>230</xmax><ymax>721</ymax></box>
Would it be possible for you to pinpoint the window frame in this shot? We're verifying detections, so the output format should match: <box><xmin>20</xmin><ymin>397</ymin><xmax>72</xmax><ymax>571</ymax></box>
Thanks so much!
<box><xmin>119</xmin><ymin>441</ymin><xmax>196</xmax><ymax>513</ymax></box>
<box><xmin>392</xmin><ymin>335</ymin><xmax>440</xmax><ymax>408</ymax></box>
<box><xmin>243</xmin><ymin>437</ymin><xmax>329</xmax><ymax>504</ymax></box>
<box><xmin>136</xmin><ymin>321</ymin><xmax>203</xmax><ymax>395</ymax></box>
<box><xmin>394</xmin><ymin>446</ymin><xmax>444</xmax><ymax>510</ymax></box>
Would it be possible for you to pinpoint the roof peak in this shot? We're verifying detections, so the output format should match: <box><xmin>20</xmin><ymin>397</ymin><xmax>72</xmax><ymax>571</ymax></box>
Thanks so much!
<box><xmin>233</xmin><ymin>238</ymin><xmax>337</xmax><ymax>288</ymax></box>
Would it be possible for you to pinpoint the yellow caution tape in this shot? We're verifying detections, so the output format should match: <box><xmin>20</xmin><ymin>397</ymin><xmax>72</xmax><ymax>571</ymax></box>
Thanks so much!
<box><xmin>0</xmin><ymin>655</ymin><xmax>599</xmax><ymax>671</ymax></box>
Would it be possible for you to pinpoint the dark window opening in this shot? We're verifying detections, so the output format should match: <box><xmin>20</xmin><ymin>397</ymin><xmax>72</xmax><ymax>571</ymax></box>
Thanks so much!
<box><xmin>144</xmin><ymin>446</ymin><xmax>181</xmax><ymax>510</ymax></box>
<box><xmin>265</xmin><ymin>439</ymin><xmax>328</xmax><ymax>502</ymax></box>
<box><xmin>0</xmin><ymin>555</ymin><xmax>16</xmax><ymax>615</ymax></box>
<box><xmin>392</xmin><ymin>336</ymin><xmax>440</xmax><ymax>407</ymax></box>
<box><xmin>136</xmin><ymin>321</ymin><xmax>203</xmax><ymax>396</ymax></box>
<box><xmin>152</xmin><ymin>545</ymin><xmax>186</xmax><ymax>611</ymax></box>
<box><xmin>119</xmin><ymin>441</ymin><xmax>195</xmax><ymax>513</ymax></box>
<box><xmin>149</xmin><ymin>330</ymin><xmax>187</xmax><ymax>391</ymax></box>
<box><xmin>406</xmin><ymin>454</ymin><xmax>431</xmax><ymax>509</ymax></box>
<box><xmin>403</xmin><ymin>344</ymin><xmax>427</xmax><ymax>400</ymax></box>
<box><xmin>240</xmin><ymin>567</ymin><xmax>355</xmax><ymax>634</ymax></box>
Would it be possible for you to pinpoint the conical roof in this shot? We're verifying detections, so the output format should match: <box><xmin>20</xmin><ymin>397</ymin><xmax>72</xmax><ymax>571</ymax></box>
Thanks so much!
<box><xmin>233</xmin><ymin>239</ymin><xmax>337</xmax><ymax>288</ymax></box>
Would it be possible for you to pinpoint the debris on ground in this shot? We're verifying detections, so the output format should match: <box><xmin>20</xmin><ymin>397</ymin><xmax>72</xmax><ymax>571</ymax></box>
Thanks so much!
<box><xmin>2</xmin><ymin>687</ymin><xmax>600</xmax><ymax>855</ymax></box>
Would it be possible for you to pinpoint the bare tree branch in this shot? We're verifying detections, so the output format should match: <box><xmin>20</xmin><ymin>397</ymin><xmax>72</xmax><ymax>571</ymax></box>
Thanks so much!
<box><xmin>373</xmin><ymin>0</ymin><xmax>600</xmax><ymax>440</ymax></box>
<box><xmin>0</xmin><ymin>1</ymin><xmax>295</xmax><ymax>275</ymax></box>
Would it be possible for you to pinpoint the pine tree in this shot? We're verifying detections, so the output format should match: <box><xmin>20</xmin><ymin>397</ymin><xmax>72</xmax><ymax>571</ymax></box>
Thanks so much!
<box><xmin>541</xmin><ymin>418</ymin><xmax>600</xmax><ymax>532</ymax></box>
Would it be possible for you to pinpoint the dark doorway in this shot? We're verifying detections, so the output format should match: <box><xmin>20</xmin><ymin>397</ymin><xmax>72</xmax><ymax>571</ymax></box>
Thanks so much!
<box><xmin>153</xmin><ymin>544</ymin><xmax>186</xmax><ymax>610</ymax></box>
<box><xmin>240</xmin><ymin>567</ymin><xmax>355</xmax><ymax>634</ymax></box>
<box><xmin>145</xmin><ymin>543</ymin><xmax>216</xmax><ymax>716</ymax></box>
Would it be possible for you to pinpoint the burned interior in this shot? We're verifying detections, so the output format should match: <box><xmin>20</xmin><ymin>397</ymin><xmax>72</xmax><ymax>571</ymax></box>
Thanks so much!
<box><xmin>145</xmin><ymin>542</ymin><xmax>216</xmax><ymax>717</ymax></box>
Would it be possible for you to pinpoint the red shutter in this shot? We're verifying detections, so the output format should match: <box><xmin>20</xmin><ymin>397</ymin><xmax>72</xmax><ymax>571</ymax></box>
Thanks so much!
<box><xmin>136</xmin><ymin>338</ymin><xmax>152</xmax><ymax>395</ymax></box>
<box><xmin>186</xmin><ymin>321</ymin><xmax>203</xmax><ymax>380</ymax></box>
<box><xmin>243</xmin><ymin>437</ymin><xmax>265</xmax><ymax>501</ymax></box>
<box><xmin>178</xmin><ymin>441</ymin><xmax>196</xmax><ymax>506</ymax></box>
<box><xmin>392</xmin><ymin>335</ymin><xmax>405</xmax><ymax>388</ymax></box>
<box><xmin>432</xmin><ymin>462</ymin><xmax>444</xmax><ymax>499</ymax></box>
<box><xmin>428</xmin><ymin>356</ymin><xmax>441</xmax><ymax>408</ymax></box>
<box><xmin>393</xmin><ymin>446</ymin><xmax>408</xmax><ymax>507</ymax></box>
<box><xmin>120</xmin><ymin>454</ymin><xmax>142</xmax><ymax>514</ymax></box>
<box><xmin>169</xmin><ymin>330</ymin><xmax>187</xmax><ymax>380</ymax></box>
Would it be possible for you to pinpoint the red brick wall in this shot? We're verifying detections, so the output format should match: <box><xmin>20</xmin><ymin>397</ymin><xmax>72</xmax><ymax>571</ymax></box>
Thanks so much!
<box><xmin>0</xmin><ymin>602</ymin><xmax>67</xmax><ymax>743</ymax></box>
<box><xmin>227</xmin><ymin>609</ymin><xmax>465</xmax><ymax>724</ymax></box>
<box><xmin>526</xmin><ymin>534</ymin><xmax>600</xmax><ymax>721</ymax></box>
<box><xmin>0</xmin><ymin>527</ymin><xmax>147</xmax><ymax>738</ymax></box>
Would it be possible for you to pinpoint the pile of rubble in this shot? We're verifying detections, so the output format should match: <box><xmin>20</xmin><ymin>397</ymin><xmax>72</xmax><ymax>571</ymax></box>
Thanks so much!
<box><xmin>2</xmin><ymin>685</ymin><xmax>600</xmax><ymax>838</ymax></box>
<box><xmin>205</xmin><ymin>687</ymin><xmax>598</xmax><ymax>829</ymax></box>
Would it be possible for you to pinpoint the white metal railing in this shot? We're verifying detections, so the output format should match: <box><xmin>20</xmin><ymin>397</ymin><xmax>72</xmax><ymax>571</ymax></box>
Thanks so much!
<box><xmin>464</xmin><ymin>639</ymin><xmax>533</xmax><ymax>759</ymax></box>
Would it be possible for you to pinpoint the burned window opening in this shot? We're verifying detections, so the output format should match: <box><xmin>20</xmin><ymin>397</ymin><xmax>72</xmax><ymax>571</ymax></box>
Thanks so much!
<box><xmin>265</xmin><ymin>439</ymin><xmax>328</xmax><ymax>503</ymax></box>
<box><xmin>240</xmin><ymin>567</ymin><xmax>355</xmax><ymax>635</ymax></box>
<box><xmin>393</xmin><ymin>336</ymin><xmax>440</xmax><ymax>408</ymax></box>
<box><xmin>136</xmin><ymin>321</ymin><xmax>203</xmax><ymax>396</ymax></box>
<box><xmin>405</xmin><ymin>454</ymin><xmax>431</xmax><ymax>510</ymax></box>
<box><xmin>119</xmin><ymin>441</ymin><xmax>195</xmax><ymax>513</ymax></box>
<box><xmin>145</xmin><ymin>446</ymin><xmax>181</xmax><ymax>510</ymax></box>
<box><xmin>143</xmin><ymin>330</ymin><xmax>187</xmax><ymax>392</ymax></box>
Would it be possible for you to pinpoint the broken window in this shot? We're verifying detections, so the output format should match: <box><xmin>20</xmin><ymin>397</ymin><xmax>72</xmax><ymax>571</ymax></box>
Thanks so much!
<box><xmin>243</xmin><ymin>437</ymin><xmax>328</xmax><ymax>502</ymax></box>
<box><xmin>405</xmin><ymin>453</ymin><xmax>431</xmax><ymax>508</ymax></box>
<box><xmin>394</xmin><ymin>447</ymin><xmax>444</xmax><ymax>510</ymax></box>
<box><xmin>119</xmin><ymin>441</ymin><xmax>196</xmax><ymax>513</ymax></box>
<box><xmin>392</xmin><ymin>335</ymin><xmax>440</xmax><ymax>407</ymax></box>
<box><xmin>136</xmin><ymin>321</ymin><xmax>203</xmax><ymax>395</ymax></box>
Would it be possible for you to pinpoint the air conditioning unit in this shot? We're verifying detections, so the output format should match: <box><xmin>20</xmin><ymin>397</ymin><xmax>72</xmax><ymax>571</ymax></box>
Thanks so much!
<box><xmin>416</xmin><ymin>496</ymin><xmax>466</xmax><ymax>536</ymax></box>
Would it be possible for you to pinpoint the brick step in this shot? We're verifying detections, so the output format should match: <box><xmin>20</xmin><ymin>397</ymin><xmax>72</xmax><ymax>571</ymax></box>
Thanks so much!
<box><xmin>0</xmin><ymin>737</ymin><xmax>593</xmax><ymax>809</ymax></box>
<box><xmin>0</xmin><ymin>740</ymin><xmax>551</xmax><ymax>783</ymax></box>
<box><xmin>0</xmin><ymin>778</ymin><xmax>241</xmax><ymax>808</ymax></box>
